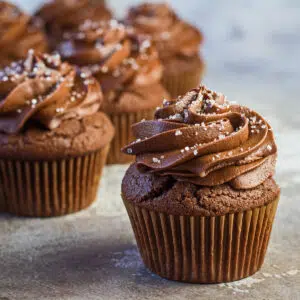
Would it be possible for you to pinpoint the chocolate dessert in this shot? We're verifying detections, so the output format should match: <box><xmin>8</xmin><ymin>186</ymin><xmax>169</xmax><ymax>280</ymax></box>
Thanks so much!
<box><xmin>126</xmin><ymin>3</ymin><xmax>205</xmax><ymax>97</ymax></box>
<box><xmin>57</xmin><ymin>19</ymin><xmax>169</xmax><ymax>164</ymax></box>
<box><xmin>0</xmin><ymin>50</ymin><xmax>114</xmax><ymax>216</ymax></box>
<box><xmin>121</xmin><ymin>85</ymin><xmax>280</xmax><ymax>283</ymax></box>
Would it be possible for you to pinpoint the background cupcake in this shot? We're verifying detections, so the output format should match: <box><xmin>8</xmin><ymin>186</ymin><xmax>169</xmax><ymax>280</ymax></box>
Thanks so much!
<box><xmin>0</xmin><ymin>50</ymin><xmax>114</xmax><ymax>217</ymax></box>
<box><xmin>121</xmin><ymin>85</ymin><xmax>280</xmax><ymax>283</ymax></box>
<box><xmin>0</xmin><ymin>1</ymin><xmax>48</xmax><ymax>67</ymax></box>
<box><xmin>35</xmin><ymin>0</ymin><xmax>112</xmax><ymax>48</ymax></box>
<box><xmin>125</xmin><ymin>2</ymin><xmax>205</xmax><ymax>98</ymax></box>
<box><xmin>57</xmin><ymin>19</ymin><xmax>170</xmax><ymax>164</ymax></box>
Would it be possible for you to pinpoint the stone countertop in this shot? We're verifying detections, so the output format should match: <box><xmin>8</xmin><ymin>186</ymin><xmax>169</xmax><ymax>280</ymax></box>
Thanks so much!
<box><xmin>1</xmin><ymin>0</ymin><xmax>300</xmax><ymax>299</ymax></box>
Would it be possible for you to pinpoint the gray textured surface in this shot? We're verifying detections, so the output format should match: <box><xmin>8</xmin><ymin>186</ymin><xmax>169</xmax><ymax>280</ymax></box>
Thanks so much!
<box><xmin>1</xmin><ymin>0</ymin><xmax>300</xmax><ymax>299</ymax></box>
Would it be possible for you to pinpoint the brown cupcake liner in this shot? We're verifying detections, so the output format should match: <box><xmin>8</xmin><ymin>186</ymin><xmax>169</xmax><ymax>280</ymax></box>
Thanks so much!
<box><xmin>162</xmin><ymin>64</ymin><xmax>205</xmax><ymax>98</ymax></box>
<box><xmin>107</xmin><ymin>109</ymin><xmax>155</xmax><ymax>164</ymax></box>
<box><xmin>123</xmin><ymin>197</ymin><xmax>279</xmax><ymax>283</ymax></box>
<box><xmin>0</xmin><ymin>145</ymin><xmax>109</xmax><ymax>217</ymax></box>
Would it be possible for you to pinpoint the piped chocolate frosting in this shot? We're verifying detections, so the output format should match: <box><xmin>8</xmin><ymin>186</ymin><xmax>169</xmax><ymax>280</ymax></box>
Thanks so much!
<box><xmin>0</xmin><ymin>1</ymin><xmax>48</xmax><ymax>66</ymax></box>
<box><xmin>57</xmin><ymin>19</ymin><xmax>164</xmax><ymax>112</ymax></box>
<box><xmin>35</xmin><ymin>0</ymin><xmax>112</xmax><ymax>44</ymax></box>
<box><xmin>122</xmin><ymin>85</ymin><xmax>277</xmax><ymax>189</ymax></box>
<box><xmin>126</xmin><ymin>2</ymin><xmax>203</xmax><ymax>60</ymax></box>
<box><xmin>0</xmin><ymin>50</ymin><xmax>102</xmax><ymax>134</ymax></box>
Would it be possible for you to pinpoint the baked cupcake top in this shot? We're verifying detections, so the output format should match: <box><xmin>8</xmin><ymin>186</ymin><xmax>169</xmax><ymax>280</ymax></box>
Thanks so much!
<box><xmin>0</xmin><ymin>1</ymin><xmax>48</xmax><ymax>67</ymax></box>
<box><xmin>125</xmin><ymin>2</ymin><xmax>203</xmax><ymax>61</ymax></box>
<box><xmin>0</xmin><ymin>50</ymin><xmax>102</xmax><ymax>134</ymax></box>
<box><xmin>57</xmin><ymin>19</ymin><xmax>166</xmax><ymax>113</ymax></box>
<box><xmin>122</xmin><ymin>85</ymin><xmax>277</xmax><ymax>190</ymax></box>
<box><xmin>35</xmin><ymin>0</ymin><xmax>112</xmax><ymax>44</ymax></box>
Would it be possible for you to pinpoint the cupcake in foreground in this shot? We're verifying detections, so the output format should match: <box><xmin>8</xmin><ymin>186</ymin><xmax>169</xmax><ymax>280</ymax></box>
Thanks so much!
<box><xmin>121</xmin><ymin>85</ymin><xmax>280</xmax><ymax>283</ymax></box>
<box><xmin>0</xmin><ymin>50</ymin><xmax>114</xmax><ymax>217</ymax></box>
<box><xmin>57</xmin><ymin>19</ymin><xmax>169</xmax><ymax>164</ymax></box>
<box><xmin>125</xmin><ymin>3</ymin><xmax>205</xmax><ymax>98</ymax></box>
<box><xmin>0</xmin><ymin>1</ymin><xmax>48</xmax><ymax>67</ymax></box>
<box><xmin>35</xmin><ymin>0</ymin><xmax>112</xmax><ymax>48</ymax></box>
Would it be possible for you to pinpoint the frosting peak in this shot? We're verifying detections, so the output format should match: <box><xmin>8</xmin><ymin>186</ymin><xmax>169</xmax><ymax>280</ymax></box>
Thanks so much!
<box><xmin>122</xmin><ymin>85</ymin><xmax>277</xmax><ymax>189</ymax></box>
<box><xmin>57</xmin><ymin>19</ymin><xmax>163</xmax><ymax>97</ymax></box>
<box><xmin>35</xmin><ymin>0</ymin><xmax>111</xmax><ymax>43</ymax></box>
<box><xmin>0</xmin><ymin>1</ymin><xmax>48</xmax><ymax>66</ymax></box>
<box><xmin>126</xmin><ymin>3</ymin><xmax>203</xmax><ymax>60</ymax></box>
<box><xmin>0</xmin><ymin>50</ymin><xmax>102</xmax><ymax>134</ymax></box>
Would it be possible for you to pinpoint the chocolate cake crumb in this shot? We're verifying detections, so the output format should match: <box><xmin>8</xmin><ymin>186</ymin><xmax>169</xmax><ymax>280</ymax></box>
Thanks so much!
<box><xmin>122</xmin><ymin>163</ymin><xmax>280</xmax><ymax>216</ymax></box>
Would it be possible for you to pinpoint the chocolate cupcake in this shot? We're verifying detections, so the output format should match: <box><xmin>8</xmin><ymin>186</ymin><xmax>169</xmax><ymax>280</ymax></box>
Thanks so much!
<box><xmin>121</xmin><ymin>85</ymin><xmax>280</xmax><ymax>283</ymax></box>
<box><xmin>57</xmin><ymin>19</ymin><xmax>169</xmax><ymax>164</ymax></box>
<box><xmin>0</xmin><ymin>50</ymin><xmax>114</xmax><ymax>217</ymax></box>
<box><xmin>126</xmin><ymin>3</ymin><xmax>204</xmax><ymax>98</ymax></box>
<box><xmin>0</xmin><ymin>1</ymin><xmax>48</xmax><ymax>67</ymax></box>
<box><xmin>35</xmin><ymin>0</ymin><xmax>112</xmax><ymax>48</ymax></box>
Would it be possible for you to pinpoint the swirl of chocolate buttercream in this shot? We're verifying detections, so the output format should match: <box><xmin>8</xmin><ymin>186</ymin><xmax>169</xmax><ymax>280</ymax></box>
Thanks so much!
<box><xmin>0</xmin><ymin>50</ymin><xmax>102</xmax><ymax>134</ymax></box>
<box><xmin>0</xmin><ymin>1</ymin><xmax>48</xmax><ymax>66</ymax></box>
<box><xmin>35</xmin><ymin>0</ymin><xmax>112</xmax><ymax>44</ymax></box>
<box><xmin>126</xmin><ymin>2</ymin><xmax>203</xmax><ymax>60</ymax></box>
<box><xmin>122</xmin><ymin>85</ymin><xmax>277</xmax><ymax>189</ymax></box>
<box><xmin>57</xmin><ymin>19</ymin><xmax>163</xmax><ymax>106</ymax></box>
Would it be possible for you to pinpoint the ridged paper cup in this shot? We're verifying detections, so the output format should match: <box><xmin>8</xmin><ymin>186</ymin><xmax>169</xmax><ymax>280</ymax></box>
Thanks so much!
<box><xmin>107</xmin><ymin>109</ymin><xmax>155</xmax><ymax>164</ymax></box>
<box><xmin>123</xmin><ymin>196</ymin><xmax>279</xmax><ymax>283</ymax></box>
<box><xmin>162</xmin><ymin>57</ymin><xmax>205</xmax><ymax>98</ymax></box>
<box><xmin>0</xmin><ymin>145</ymin><xmax>109</xmax><ymax>217</ymax></box>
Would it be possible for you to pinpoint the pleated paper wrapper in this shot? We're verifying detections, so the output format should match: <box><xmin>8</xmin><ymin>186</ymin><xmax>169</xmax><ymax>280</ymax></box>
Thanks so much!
<box><xmin>123</xmin><ymin>197</ymin><xmax>279</xmax><ymax>283</ymax></box>
<box><xmin>107</xmin><ymin>109</ymin><xmax>155</xmax><ymax>164</ymax></box>
<box><xmin>0</xmin><ymin>145</ymin><xmax>109</xmax><ymax>217</ymax></box>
